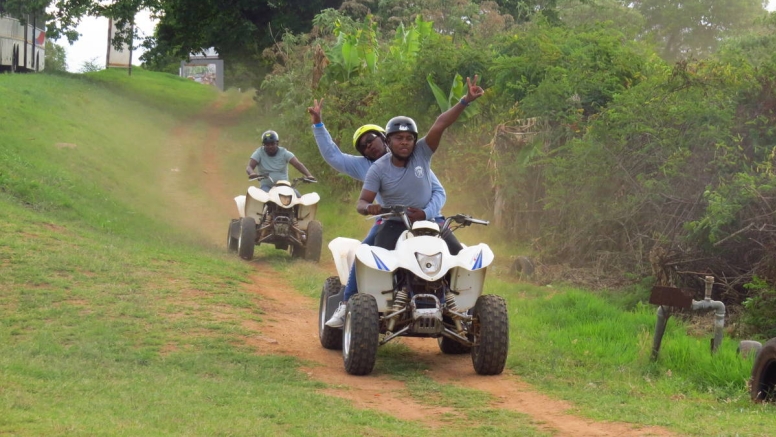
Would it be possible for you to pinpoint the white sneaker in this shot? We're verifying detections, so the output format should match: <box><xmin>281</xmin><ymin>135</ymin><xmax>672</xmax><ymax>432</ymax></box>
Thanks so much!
<box><xmin>325</xmin><ymin>302</ymin><xmax>347</xmax><ymax>328</ymax></box>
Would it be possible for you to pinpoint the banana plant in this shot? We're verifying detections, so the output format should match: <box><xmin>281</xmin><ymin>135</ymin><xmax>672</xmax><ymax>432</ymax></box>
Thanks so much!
<box><xmin>389</xmin><ymin>15</ymin><xmax>436</xmax><ymax>65</ymax></box>
<box><xmin>325</xmin><ymin>16</ymin><xmax>379</xmax><ymax>82</ymax></box>
<box><xmin>427</xmin><ymin>72</ymin><xmax>480</xmax><ymax>121</ymax></box>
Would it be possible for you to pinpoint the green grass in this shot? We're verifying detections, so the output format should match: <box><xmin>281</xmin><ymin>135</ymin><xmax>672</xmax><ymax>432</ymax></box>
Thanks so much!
<box><xmin>3</xmin><ymin>68</ymin><xmax>776</xmax><ymax>436</ymax></box>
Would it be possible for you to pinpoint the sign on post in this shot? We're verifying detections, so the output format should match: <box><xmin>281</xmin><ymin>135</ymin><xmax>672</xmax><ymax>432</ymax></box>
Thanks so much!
<box><xmin>106</xmin><ymin>18</ymin><xmax>133</xmax><ymax>73</ymax></box>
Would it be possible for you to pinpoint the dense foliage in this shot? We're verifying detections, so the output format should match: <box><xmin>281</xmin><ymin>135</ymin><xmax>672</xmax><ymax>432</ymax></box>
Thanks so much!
<box><xmin>249</xmin><ymin>4</ymin><xmax>776</xmax><ymax>336</ymax></box>
<box><xmin>14</xmin><ymin>0</ymin><xmax>776</xmax><ymax>334</ymax></box>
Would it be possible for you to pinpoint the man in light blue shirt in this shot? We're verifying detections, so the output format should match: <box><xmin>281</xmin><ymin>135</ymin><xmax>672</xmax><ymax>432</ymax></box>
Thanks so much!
<box><xmin>246</xmin><ymin>130</ymin><xmax>315</xmax><ymax>191</ymax></box>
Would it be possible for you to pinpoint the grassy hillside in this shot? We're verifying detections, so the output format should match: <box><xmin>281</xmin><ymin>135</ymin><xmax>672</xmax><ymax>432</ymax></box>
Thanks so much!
<box><xmin>1</xmin><ymin>69</ymin><xmax>775</xmax><ymax>436</ymax></box>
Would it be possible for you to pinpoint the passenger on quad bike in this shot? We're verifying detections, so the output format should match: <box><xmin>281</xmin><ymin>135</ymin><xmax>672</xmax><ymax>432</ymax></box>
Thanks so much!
<box><xmin>307</xmin><ymin>99</ymin><xmax>447</xmax><ymax>328</ymax></box>
<box><xmin>246</xmin><ymin>130</ymin><xmax>316</xmax><ymax>191</ymax></box>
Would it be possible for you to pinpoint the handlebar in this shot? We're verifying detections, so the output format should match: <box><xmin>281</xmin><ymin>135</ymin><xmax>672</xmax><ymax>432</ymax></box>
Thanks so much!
<box><xmin>367</xmin><ymin>205</ymin><xmax>489</xmax><ymax>232</ymax></box>
<box><xmin>248</xmin><ymin>175</ymin><xmax>317</xmax><ymax>187</ymax></box>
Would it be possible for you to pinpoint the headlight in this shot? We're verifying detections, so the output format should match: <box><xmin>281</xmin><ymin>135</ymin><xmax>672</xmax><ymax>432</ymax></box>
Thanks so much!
<box><xmin>279</xmin><ymin>194</ymin><xmax>292</xmax><ymax>206</ymax></box>
<box><xmin>415</xmin><ymin>252</ymin><xmax>442</xmax><ymax>276</ymax></box>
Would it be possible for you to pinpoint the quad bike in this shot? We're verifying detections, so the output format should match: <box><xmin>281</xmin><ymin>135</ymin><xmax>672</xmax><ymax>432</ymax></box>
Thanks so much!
<box><xmin>319</xmin><ymin>206</ymin><xmax>509</xmax><ymax>376</ymax></box>
<box><xmin>227</xmin><ymin>176</ymin><xmax>322</xmax><ymax>262</ymax></box>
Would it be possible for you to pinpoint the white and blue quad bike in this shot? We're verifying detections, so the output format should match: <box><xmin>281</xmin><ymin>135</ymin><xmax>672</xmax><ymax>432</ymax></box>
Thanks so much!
<box><xmin>228</xmin><ymin>176</ymin><xmax>322</xmax><ymax>262</ymax></box>
<box><xmin>319</xmin><ymin>205</ymin><xmax>509</xmax><ymax>376</ymax></box>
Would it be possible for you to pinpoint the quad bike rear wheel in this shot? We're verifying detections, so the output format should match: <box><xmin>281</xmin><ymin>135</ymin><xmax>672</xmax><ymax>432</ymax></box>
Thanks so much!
<box><xmin>471</xmin><ymin>294</ymin><xmax>509</xmax><ymax>375</ymax></box>
<box><xmin>751</xmin><ymin>337</ymin><xmax>776</xmax><ymax>401</ymax></box>
<box><xmin>319</xmin><ymin>276</ymin><xmax>343</xmax><ymax>350</ymax></box>
<box><xmin>227</xmin><ymin>219</ymin><xmax>239</xmax><ymax>253</ymax></box>
<box><xmin>238</xmin><ymin>217</ymin><xmax>256</xmax><ymax>260</ymax></box>
<box><xmin>343</xmin><ymin>293</ymin><xmax>379</xmax><ymax>375</ymax></box>
<box><xmin>304</xmin><ymin>220</ymin><xmax>323</xmax><ymax>262</ymax></box>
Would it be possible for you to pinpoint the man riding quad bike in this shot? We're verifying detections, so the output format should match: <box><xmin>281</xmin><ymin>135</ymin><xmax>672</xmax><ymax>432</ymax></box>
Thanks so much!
<box><xmin>227</xmin><ymin>175</ymin><xmax>322</xmax><ymax>261</ymax></box>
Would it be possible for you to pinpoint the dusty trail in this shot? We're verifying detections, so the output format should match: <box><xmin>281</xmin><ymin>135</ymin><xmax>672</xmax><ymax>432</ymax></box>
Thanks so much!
<box><xmin>167</xmin><ymin>98</ymin><xmax>675</xmax><ymax>437</ymax></box>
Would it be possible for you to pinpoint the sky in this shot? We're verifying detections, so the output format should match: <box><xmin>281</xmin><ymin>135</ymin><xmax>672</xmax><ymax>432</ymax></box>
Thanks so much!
<box><xmin>59</xmin><ymin>2</ymin><xmax>776</xmax><ymax>74</ymax></box>
<box><xmin>57</xmin><ymin>9</ymin><xmax>156</xmax><ymax>73</ymax></box>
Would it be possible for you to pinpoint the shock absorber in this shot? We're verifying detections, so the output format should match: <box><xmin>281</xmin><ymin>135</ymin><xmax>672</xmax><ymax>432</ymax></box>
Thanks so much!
<box><xmin>394</xmin><ymin>289</ymin><xmax>409</xmax><ymax>310</ymax></box>
<box><xmin>387</xmin><ymin>288</ymin><xmax>409</xmax><ymax>332</ymax></box>
<box><xmin>445</xmin><ymin>292</ymin><xmax>464</xmax><ymax>332</ymax></box>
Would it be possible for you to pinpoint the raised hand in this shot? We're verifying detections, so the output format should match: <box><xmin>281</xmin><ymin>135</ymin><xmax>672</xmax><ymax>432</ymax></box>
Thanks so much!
<box><xmin>307</xmin><ymin>98</ymin><xmax>324</xmax><ymax>124</ymax></box>
<box><xmin>464</xmin><ymin>75</ymin><xmax>485</xmax><ymax>102</ymax></box>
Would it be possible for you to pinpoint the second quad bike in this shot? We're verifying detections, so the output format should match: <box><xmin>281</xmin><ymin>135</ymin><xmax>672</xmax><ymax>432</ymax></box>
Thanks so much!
<box><xmin>227</xmin><ymin>176</ymin><xmax>322</xmax><ymax>262</ymax></box>
<box><xmin>319</xmin><ymin>206</ymin><xmax>509</xmax><ymax>376</ymax></box>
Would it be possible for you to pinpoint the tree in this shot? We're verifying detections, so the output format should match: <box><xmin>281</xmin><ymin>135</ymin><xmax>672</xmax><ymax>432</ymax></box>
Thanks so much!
<box><xmin>44</xmin><ymin>40</ymin><xmax>67</xmax><ymax>72</ymax></box>
<box><xmin>2</xmin><ymin>0</ymin><xmax>345</xmax><ymax>72</ymax></box>
<box><xmin>631</xmin><ymin>0</ymin><xmax>768</xmax><ymax>61</ymax></box>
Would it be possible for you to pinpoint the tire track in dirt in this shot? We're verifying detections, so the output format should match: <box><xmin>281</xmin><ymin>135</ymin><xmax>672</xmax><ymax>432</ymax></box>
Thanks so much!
<box><xmin>174</xmin><ymin>97</ymin><xmax>676</xmax><ymax>437</ymax></box>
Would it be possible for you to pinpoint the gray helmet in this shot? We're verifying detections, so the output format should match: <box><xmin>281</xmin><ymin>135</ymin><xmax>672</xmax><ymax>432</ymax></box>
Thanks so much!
<box><xmin>261</xmin><ymin>130</ymin><xmax>279</xmax><ymax>144</ymax></box>
<box><xmin>385</xmin><ymin>116</ymin><xmax>418</xmax><ymax>138</ymax></box>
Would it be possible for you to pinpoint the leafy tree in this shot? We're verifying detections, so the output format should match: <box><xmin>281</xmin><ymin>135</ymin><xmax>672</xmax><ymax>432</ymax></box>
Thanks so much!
<box><xmin>486</xmin><ymin>0</ymin><xmax>562</xmax><ymax>23</ymax></box>
<box><xmin>44</xmin><ymin>40</ymin><xmax>67</xmax><ymax>72</ymax></box>
<box><xmin>631</xmin><ymin>0</ymin><xmax>768</xmax><ymax>61</ymax></box>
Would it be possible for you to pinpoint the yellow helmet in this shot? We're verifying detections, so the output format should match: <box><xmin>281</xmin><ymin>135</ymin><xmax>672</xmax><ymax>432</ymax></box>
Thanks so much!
<box><xmin>352</xmin><ymin>124</ymin><xmax>386</xmax><ymax>151</ymax></box>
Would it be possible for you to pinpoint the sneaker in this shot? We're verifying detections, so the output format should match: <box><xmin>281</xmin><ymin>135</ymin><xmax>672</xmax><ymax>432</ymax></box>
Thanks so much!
<box><xmin>325</xmin><ymin>302</ymin><xmax>347</xmax><ymax>328</ymax></box>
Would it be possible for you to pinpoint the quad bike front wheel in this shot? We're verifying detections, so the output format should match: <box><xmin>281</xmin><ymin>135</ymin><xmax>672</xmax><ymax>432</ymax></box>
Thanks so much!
<box><xmin>343</xmin><ymin>293</ymin><xmax>379</xmax><ymax>375</ymax></box>
<box><xmin>471</xmin><ymin>294</ymin><xmax>509</xmax><ymax>375</ymax></box>
<box><xmin>751</xmin><ymin>337</ymin><xmax>776</xmax><ymax>401</ymax></box>
<box><xmin>319</xmin><ymin>276</ymin><xmax>343</xmax><ymax>350</ymax></box>
<box><xmin>238</xmin><ymin>217</ymin><xmax>257</xmax><ymax>260</ymax></box>
<box><xmin>227</xmin><ymin>219</ymin><xmax>240</xmax><ymax>253</ymax></box>
<box><xmin>304</xmin><ymin>220</ymin><xmax>323</xmax><ymax>262</ymax></box>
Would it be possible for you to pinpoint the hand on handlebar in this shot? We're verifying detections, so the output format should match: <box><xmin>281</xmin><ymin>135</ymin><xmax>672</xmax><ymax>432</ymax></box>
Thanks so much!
<box><xmin>406</xmin><ymin>207</ymin><xmax>426</xmax><ymax>222</ymax></box>
<box><xmin>365</xmin><ymin>204</ymin><xmax>383</xmax><ymax>216</ymax></box>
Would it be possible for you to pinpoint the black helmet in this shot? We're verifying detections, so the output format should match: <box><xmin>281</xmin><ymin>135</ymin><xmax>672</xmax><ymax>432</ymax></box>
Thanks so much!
<box><xmin>261</xmin><ymin>130</ymin><xmax>279</xmax><ymax>144</ymax></box>
<box><xmin>385</xmin><ymin>116</ymin><xmax>418</xmax><ymax>138</ymax></box>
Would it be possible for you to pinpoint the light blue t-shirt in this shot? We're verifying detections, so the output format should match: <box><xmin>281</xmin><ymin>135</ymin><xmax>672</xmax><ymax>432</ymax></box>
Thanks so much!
<box><xmin>363</xmin><ymin>137</ymin><xmax>433</xmax><ymax>216</ymax></box>
<box><xmin>250</xmin><ymin>146</ymin><xmax>295</xmax><ymax>190</ymax></box>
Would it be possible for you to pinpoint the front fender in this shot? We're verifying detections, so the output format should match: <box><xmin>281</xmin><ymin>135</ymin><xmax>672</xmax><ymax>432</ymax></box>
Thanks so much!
<box><xmin>234</xmin><ymin>195</ymin><xmax>246</xmax><ymax>218</ymax></box>
<box><xmin>328</xmin><ymin>237</ymin><xmax>361</xmax><ymax>285</ymax></box>
<box><xmin>298</xmin><ymin>192</ymin><xmax>320</xmax><ymax>206</ymax></box>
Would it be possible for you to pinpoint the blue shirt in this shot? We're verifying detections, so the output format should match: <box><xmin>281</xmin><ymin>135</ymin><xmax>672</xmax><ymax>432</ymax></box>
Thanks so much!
<box><xmin>249</xmin><ymin>146</ymin><xmax>295</xmax><ymax>190</ymax></box>
<box><xmin>363</xmin><ymin>137</ymin><xmax>434</xmax><ymax>215</ymax></box>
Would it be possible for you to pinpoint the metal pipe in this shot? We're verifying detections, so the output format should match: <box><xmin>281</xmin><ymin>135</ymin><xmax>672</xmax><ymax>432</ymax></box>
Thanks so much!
<box><xmin>651</xmin><ymin>305</ymin><xmax>671</xmax><ymax>361</ymax></box>
<box><xmin>691</xmin><ymin>298</ymin><xmax>725</xmax><ymax>353</ymax></box>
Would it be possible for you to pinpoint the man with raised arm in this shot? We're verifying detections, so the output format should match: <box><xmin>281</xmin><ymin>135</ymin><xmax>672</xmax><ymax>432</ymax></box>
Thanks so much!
<box><xmin>357</xmin><ymin>75</ymin><xmax>484</xmax><ymax>253</ymax></box>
